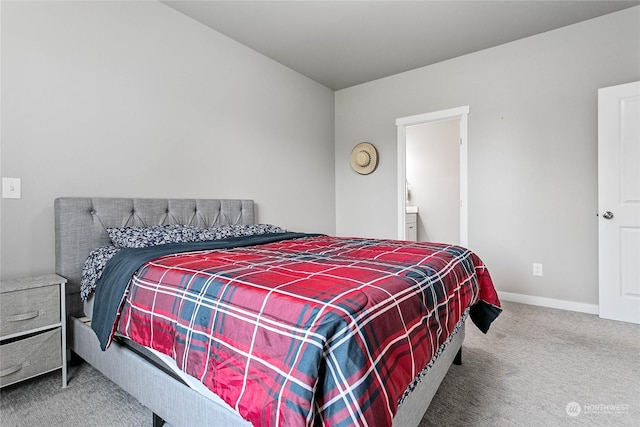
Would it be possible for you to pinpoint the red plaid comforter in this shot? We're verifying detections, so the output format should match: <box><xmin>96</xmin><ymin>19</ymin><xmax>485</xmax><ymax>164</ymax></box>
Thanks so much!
<box><xmin>115</xmin><ymin>235</ymin><xmax>501</xmax><ymax>426</ymax></box>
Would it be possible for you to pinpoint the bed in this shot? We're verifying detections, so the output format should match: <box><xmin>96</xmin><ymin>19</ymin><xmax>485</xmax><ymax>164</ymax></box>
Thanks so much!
<box><xmin>55</xmin><ymin>197</ymin><xmax>501</xmax><ymax>427</ymax></box>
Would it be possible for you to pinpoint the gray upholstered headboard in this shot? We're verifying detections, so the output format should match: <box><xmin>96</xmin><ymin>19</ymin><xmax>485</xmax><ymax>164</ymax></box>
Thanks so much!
<box><xmin>54</xmin><ymin>197</ymin><xmax>254</xmax><ymax>316</ymax></box>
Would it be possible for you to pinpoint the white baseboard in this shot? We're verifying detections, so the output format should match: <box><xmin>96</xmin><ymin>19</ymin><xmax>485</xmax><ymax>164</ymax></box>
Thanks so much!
<box><xmin>498</xmin><ymin>291</ymin><xmax>599</xmax><ymax>315</ymax></box>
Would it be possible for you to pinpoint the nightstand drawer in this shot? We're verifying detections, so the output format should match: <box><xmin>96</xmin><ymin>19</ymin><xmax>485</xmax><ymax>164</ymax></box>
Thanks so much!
<box><xmin>0</xmin><ymin>328</ymin><xmax>62</xmax><ymax>387</ymax></box>
<box><xmin>0</xmin><ymin>285</ymin><xmax>60</xmax><ymax>337</ymax></box>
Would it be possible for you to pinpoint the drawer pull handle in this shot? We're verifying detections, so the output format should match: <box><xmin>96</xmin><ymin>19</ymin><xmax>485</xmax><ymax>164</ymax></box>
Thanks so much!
<box><xmin>7</xmin><ymin>311</ymin><xmax>39</xmax><ymax>322</ymax></box>
<box><xmin>0</xmin><ymin>364</ymin><xmax>23</xmax><ymax>377</ymax></box>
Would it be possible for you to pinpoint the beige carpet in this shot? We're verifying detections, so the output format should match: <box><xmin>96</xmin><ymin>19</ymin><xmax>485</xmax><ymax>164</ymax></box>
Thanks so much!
<box><xmin>1</xmin><ymin>301</ymin><xmax>638</xmax><ymax>426</ymax></box>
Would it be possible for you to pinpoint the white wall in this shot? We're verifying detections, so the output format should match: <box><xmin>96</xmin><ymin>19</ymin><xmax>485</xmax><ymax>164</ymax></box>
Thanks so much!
<box><xmin>335</xmin><ymin>7</ymin><xmax>640</xmax><ymax>306</ymax></box>
<box><xmin>406</xmin><ymin>119</ymin><xmax>460</xmax><ymax>244</ymax></box>
<box><xmin>0</xmin><ymin>1</ymin><xmax>335</xmax><ymax>279</ymax></box>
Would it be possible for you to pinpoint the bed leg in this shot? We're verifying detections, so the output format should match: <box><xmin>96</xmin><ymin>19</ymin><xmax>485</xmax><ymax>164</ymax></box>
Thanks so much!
<box><xmin>68</xmin><ymin>350</ymin><xmax>84</xmax><ymax>367</ymax></box>
<box><xmin>453</xmin><ymin>347</ymin><xmax>462</xmax><ymax>365</ymax></box>
<box><xmin>152</xmin><ymin>413</ymin><xmax>165</xmax><ymax>427</ymax></box>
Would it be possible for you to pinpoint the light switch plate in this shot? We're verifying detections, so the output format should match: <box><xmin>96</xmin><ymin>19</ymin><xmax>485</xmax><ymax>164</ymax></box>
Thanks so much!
<box><xmin>2</xmin><ymin>177</ymin><xmax>22</xmax><ymax>199</ymax></box>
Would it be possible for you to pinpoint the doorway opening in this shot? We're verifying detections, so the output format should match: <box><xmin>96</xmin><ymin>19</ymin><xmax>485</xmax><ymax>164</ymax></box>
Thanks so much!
<box><xmin>396</xmin><ymin>106</ymin><xmax>469</xmax><ymax>246</ymax></box>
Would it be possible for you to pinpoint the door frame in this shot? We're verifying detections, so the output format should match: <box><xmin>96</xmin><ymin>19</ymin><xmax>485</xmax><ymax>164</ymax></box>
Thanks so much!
<box><xmin>396</xmin><ymin>106</ymin><xmax>469</xmax><ymax>245</ymax></box>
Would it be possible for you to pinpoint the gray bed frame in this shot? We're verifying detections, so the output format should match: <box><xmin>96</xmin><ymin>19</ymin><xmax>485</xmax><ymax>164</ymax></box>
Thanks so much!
<box><xmin>55</xmin><ymin>197</ymin><xmax>464</xmax><ymax>427</ymax></box>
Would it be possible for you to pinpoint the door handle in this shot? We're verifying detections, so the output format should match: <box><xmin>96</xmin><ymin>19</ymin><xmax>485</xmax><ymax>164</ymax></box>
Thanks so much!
<box><xmin>602</xmin><ymin>211</ymin><xmax>614</xmax><ymax>220</ymax></box>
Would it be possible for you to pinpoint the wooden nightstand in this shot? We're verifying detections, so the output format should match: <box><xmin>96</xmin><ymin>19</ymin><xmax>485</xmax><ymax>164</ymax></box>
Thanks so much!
<box><xmin>0</xmin><ymin>274</ymin><xmax>67</xmax><ymax>388</ymax></box>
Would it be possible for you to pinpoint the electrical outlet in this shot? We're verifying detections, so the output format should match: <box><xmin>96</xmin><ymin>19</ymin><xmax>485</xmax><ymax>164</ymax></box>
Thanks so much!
<box><xmin>532</xmin><ymin>263</ymin><xmax>543</xmax><ymax>277</ymax></box>
<box><xmin>2</xmin><ymin>177</ymin><xmax>21</xmax><ymax>199</ymax></box>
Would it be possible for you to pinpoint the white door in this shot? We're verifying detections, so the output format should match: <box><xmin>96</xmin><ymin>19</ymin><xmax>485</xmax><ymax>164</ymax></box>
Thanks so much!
<box><xmin>598</xmin><ymin>81</ymin><xmax>640</xmax><ymax>324</ymax></box>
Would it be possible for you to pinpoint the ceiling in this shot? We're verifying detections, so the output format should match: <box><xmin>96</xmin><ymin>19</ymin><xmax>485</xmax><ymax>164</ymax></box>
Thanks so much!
<box><xmin>162</xmin><ymin>1</ymin><xmax>639</xmax><ymax>90</ymax></box>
